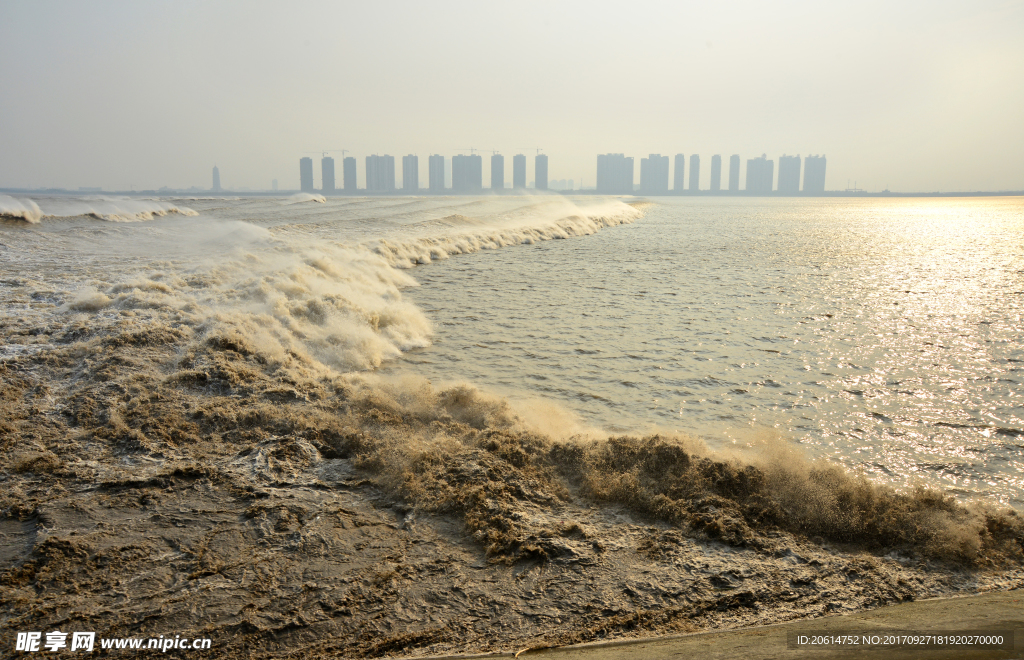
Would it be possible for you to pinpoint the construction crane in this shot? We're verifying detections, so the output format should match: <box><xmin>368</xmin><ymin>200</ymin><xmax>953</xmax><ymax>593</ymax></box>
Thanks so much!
<box><xmin>303</xmin><ymin>150</ymin><xmax>348</xmax><ymax>158</ymax></box>
<box><xmin>456</xmin><ymin>148</ymin><xmax>477</xmax><ymax>155</ymax></box>
<box><xmin>515</xmin><ymin>148</ymin><xmax>543</xmax><ymax>155</ymax></box>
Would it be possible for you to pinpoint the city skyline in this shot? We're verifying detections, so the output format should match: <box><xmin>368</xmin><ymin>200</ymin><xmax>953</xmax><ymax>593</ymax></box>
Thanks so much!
<box><xmin>282</xmin><ymin>150</ymin><xmax>853</xmax><ymax>195</ymax></box>
<box><xmin>23</xmin><ymin>146</ymin><xmax>1024</xmax><ymax>195</ymax></box>
<box><xmin>1</xmin><ymin>2</ymin><xmax>1021</xmax><ymax>193</ymax></box>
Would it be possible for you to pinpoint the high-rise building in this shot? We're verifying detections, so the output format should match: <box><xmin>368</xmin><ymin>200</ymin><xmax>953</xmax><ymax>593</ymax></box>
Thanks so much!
<box><xmin>452</xmin><ymin>154</ymin><xmax>483</xmax><ymax>193</ymax></box>
<box><xmin>777</xmin><ymin>155</ymin><xmax>801</xmax><ymax>193</ymax></box>
<box><xmin>212</xmin><ymin>165</ymin><xmax>221</xmax><ymax>191</ymax></box>
<box><xmin>689</xmin><ymin>154</ymin><xmax>700</xmax><ymax>192</ymax></box>
<box><xmin>535</xmin><ymin>154</ymin><xmax>548</xmax><ymax>190</ymax></box>
<box><xmin>402</xmin><ymin>155</ymin><xmax>419</xmax><ymax>193</ymax></box>
<box><xmin>428</xmin><ymin>154</ymin><xmax>445</xmax><ymax>192</ymax></box>
<box><xmin>673</xmin><ymin>154</ymin><xmax>685</xmax><ymax>192</ymax></box>
<box><xmin>322</xmin><ymin>156</ymin><xmax>335</xmax><ymax>193</ymax></box>
<box><xmin>491</xmin><ymin>153</ymin><xmax>504</xmax><ymax>191</ymax></box>
<box><xmin>745</xmin><ymin>154</ymin><xmax>774</xmax><ymax>193</ymax></box>
<box><xmin>803</xmin><ymin>155</ymin><xmax>827</xmax><ymax>193</ymax></box>
<box><xmin>596</xmin><ymin>153</ymin><xmax>634</xmax><ymax>194</ymax></box>
<box><xmin>343</xmin><ymin>157</ymin><xmax>356</xmax><ymax>192</ymax></box>
<box><xmin>710</xmin><ymin>155</ymin><xmax>722</xmax><ymax>192</ymax></box>
<box><xmin>728</xmin><ymin>155</ymin><xmax>740</xmax><ymax>192</ymax></box>
<box><xmin>272</xmin><ymin>179</ymin><xmax>278</xmax><ymax>191</ymax></box>
<box><xmin>639</xmin><ymin>154</ymin><xmax>669</xmax><ymax>194</ymax></box>
<box><xmin>299</xmin><ymin>157</ymin><xmax>314</xmax><ymax>192</ymax></box>
<box><xmin>366</xmin><ymin>154</ymin><xmax>396</xmax><ymax>193</ymax></box>
<box><xmin>512</xmin><ymin>154</ymin><xmax>526</xmax><ymax>189</ymax></box>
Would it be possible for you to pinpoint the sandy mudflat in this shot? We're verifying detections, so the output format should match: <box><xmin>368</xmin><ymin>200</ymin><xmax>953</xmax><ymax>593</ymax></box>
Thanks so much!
<box><xmin>2</xmin><ymin>301</ymin><xmax>1023</xmax><ymax>658</ymax></box>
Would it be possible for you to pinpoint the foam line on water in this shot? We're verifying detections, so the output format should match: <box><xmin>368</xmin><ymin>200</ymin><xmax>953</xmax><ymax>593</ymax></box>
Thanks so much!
<box><xmin>0</xmin><ymin>195</ymin><xmax>198</xmax><ymax>222</ymax></box>
<box><xmin>51</xmin><ymin>197</ymin><xmax>648</xmax><ymax>374</ymax></box>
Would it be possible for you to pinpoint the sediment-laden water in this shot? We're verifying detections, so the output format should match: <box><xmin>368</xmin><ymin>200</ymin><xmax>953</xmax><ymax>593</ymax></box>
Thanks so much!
<box><xmin>382</xmin><ymin>196</ymin><xmax>1024</xmax><ymax>508</ymax></box>
<box><xmin>1</xmin><ymin>193</ymin><xmax>1022</xmax><ymax>658</ymax></box>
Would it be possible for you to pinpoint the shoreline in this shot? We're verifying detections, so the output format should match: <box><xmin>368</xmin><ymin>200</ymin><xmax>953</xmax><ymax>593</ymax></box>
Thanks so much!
<box><xmin>416</xmin><ymin>590</ymin><xmax>1024</xmax><ymax>660</ymax></box>
<box><xmin>3</xmin><ymin>188</ymin><xmax>1024</xmax><ymax>199</ymax></box>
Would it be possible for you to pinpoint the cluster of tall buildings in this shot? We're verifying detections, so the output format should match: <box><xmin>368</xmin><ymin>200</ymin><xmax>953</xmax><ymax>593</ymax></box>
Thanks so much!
<box><xmin>299</xmin><ymin>153</ymin><xmax>549</xmax><ymax>194</ymax></box>
<box><xmin>600</xmin><ymin>153</ymin><xmax>827</xmax><ymax>194</ymax></box>
<box><xmin>292</xmin><ymin>151</ymin><xmax>826</xmax><ymax>195</ymax></box>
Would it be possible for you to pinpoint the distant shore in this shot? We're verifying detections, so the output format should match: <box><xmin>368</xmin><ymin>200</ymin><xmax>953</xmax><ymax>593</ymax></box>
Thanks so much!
<box><xmin>3</xmin><ymin>187</ymin><xmax>1023</xmax><ymax>198</ymax></box>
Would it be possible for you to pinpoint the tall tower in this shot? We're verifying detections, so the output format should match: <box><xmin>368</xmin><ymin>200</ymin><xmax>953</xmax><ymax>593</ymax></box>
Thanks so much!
<box><xmin>688</xmin><ymin>154</ymin><xmax>700</xmax><ymax>192</ymax></box>
<box><xmin>299</xmin><ymin>157</ymin><xmax>314</xmax><ymax>192</ymax></box>
<box><xmin>728</xmin><ymin>155</ymin><xmax>740</xmax><ymax>192</ymax></box>
<box><xmin>212</xmin><ymin>165</ymin><xmax>221</xmax><ymax>191</ymax></box>
<box><xmin>491</xmin><ymin>153</ymin><xmax>504</xmax><ymax>191</ymax></box>
<box><xmin>639</xmin><ymin>154</ymin><xmax>669</xmax><ymax>194</ymax></box>
<box><xmin>512</xmin><ymin>154</ymin><xmax>526</xmax><ymax>189</ymax></box>
<box><xmin>366</xmin><ymin>154</ymin><xmax>396</xmax><ymax>193</ymax></box>
<box><xmin>535</xmin><ymin>154</ymin><xmax>548</xmax><ymax>190</ymax></box>
<box><xmin>402</xmin><ymin>155</ymin><xmax>419</xmax><ymax>193</ymax></box>
<box><xmin>596</xmin><ymin>154</ymin><xmax>634</xmax><ymax>194</ymax></box>
<box><xmin>343</xmin><ymin>157</ymin><xmax>357</xmax><ymax>192</ymax></box>
<box><xmin>321</xmin><ymin>156</ymin><xmax>335</xmax><ymax>193</ymax></box>
<box><xmin>428</xmin><ymin>154</ymin><xmax>445</xmax><ymax>192</ymax></box>
<box><xmin>452</xmin><ymin>154</ymin><xmax>483</xmax><ymax>193</ymax></box>
<box><xmin>745</xmin><ymin>154</ymin><xmax>774</xmax><ymax>193</ymax></box>
<box><xmin>710</xmin><ymin>155</ymin><xmax>722</xmax><ymax>192</ymax></box>
<box><xmin>673</xmin><ymin>154</ymin><xmax>685</xmax><ymax>193</ymax></box>
<box><xmin>777</xmin><ymin>155</ymin><xmax>801</xmax><ymax>193</ymax></box>
<box><xmin>803</xmin><ymin>155</ymin><xmax>827</xmax><ymax>193</ymax></box>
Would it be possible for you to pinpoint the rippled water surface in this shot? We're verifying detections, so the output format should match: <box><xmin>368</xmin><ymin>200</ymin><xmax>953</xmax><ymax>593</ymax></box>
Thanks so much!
<box><xmin>385</xmin><ymin>197</ymin><xmax>1024</xmax><ymax>506</ymax></box>
<box><xmin>3</xmin><ymin>193</ymin><xmax>1022</xmax><ymax>507</ymax></box>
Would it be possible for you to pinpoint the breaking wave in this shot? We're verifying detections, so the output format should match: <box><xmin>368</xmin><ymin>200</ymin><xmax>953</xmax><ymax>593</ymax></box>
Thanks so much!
<box><xmin>61</xmin><ymin>242</ymin><xmax>430</xmax><ymax>373</ymax></box>
<box><xmin>14</xmin><ymin>194</ymin><xmax>1021</xmax><ymax>564</ymax></box>
<box><xmin>374</xmin><ymin>201</ymin><xmax>648</xmax><ymax>268</ymax></box>
<box><xmin>285</xmin><ymin>192</ymin><xmax>327</xmax><ymax>204</ymax></box>
<box><xmin>49</xmin><ymin>198</ymin><xmax>647</xmax><ymax>374</ymax></box>
<box><xmin>0</xmin><ymin>195</ymin><xmax>43</xmax><ymax>223</ymax></box>
<box><xmin>0</xmin><ymin>195</ymin><xmax>198</xmax><ymax>223</ymax></box>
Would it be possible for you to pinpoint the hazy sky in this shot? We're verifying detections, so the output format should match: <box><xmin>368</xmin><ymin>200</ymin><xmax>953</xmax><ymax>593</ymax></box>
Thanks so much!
<box><xmin>2</xmin><ymin>0</ymin><xmax>1022</xmax><ymax>192</ymax></box>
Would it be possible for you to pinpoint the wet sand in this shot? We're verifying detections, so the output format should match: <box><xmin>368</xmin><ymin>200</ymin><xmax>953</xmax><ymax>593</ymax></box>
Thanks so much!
<box><xmin>2</xmin><ymin>298</ymin><xmax>1023</xmax><ymax>658</ymax></box>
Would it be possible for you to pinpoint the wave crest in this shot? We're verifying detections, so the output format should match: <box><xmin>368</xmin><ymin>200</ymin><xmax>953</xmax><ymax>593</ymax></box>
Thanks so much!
<box><xmin>1</xmin><ymin>196</ymin><xmax>198</xmax><ymax>223</ymax></box>
<box><xmin>284</xmin><ymin>193</ymin><xmax>327</xmax><ymax>204</ymax></box>
<box><xmin>373</xmin><ymin>204</ymin><xmax>644</xmax><ymax>268</ymax></box>
<box><xmin>0</xmin><ymin>195</ymin><xmax>43</xmax><ymax>223</ymax></box>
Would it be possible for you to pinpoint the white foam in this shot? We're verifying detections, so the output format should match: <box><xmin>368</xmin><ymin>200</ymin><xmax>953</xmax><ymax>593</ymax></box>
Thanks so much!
<box><xmin>51</xmin><ymin>196</ymin><xmax>647</xmax><ymax>374</ymax></box>
<box><xmin>284</xmin><ymin>193</ymin><xmax>326</xmax><ymax>204</ymax></box>
<box><xmin>371</xmin><ymin>198</ymin><xmax>644</xmax><ymax>268</ymax></box>
<box><xmin>2</xmin><ymin>196</ymin><xmax>199</xmax><ymax>223</ymax></box>
<box><xmin>0</xmin><ymin>195</ymin><xmax>43</xmax><ymax>223</ymax></box>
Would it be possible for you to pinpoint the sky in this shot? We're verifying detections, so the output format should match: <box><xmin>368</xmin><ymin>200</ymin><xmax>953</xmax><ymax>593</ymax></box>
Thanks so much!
<box><xmin>1</xmin><ymin>0</ymin><xmax>1023</xmax><ymax>193</ymax></box>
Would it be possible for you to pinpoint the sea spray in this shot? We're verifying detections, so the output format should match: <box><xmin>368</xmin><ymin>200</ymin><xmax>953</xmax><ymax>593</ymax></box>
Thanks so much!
<box><xmin>284</xmin><ymin>192</ymin><xmax>327</xmax><ymax>204</ymax></box>
<box><xmin>0</xmin><ymin>195</ymin><xmax>43</xmax><ymax>223</ymax></box>
<box><xmin>372</xmin><ymin>201</ymin><xmax>646</xmax><ymax>268</ymax></box>
<box><xmin>0</xmin><ymin>195</ymin><xmax>197</xmax><ymax>223</ymax></box>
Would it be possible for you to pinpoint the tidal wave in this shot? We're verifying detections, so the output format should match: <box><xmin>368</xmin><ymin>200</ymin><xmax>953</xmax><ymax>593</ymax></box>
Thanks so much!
<box><xmin>40</xmin><ymin>197</ymin><xmax>644</xmax><ymax>374</ymax></box>
<box><xmin>373</xmin><ymin>200</ymin><xmax>647</xmax><ymax>268</ymax></box>
<box><xmin>0</xmin><ymin>195</ymin><xmax>43</xmax><ymax>223</ymax></box>
<box><xmin>284</xmin><ymin>192</ymin><xmax>327</xmax><ymax>204</ymax></box>
<box><xmin>0</xmin><ymin>195</ymin><xmax>198</xmax><ymax>223</ymax></box>
<box><xmin>2</xmin><ymin>195</ymin><xmax>1022</xmax><ymax>658</ymax></box>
